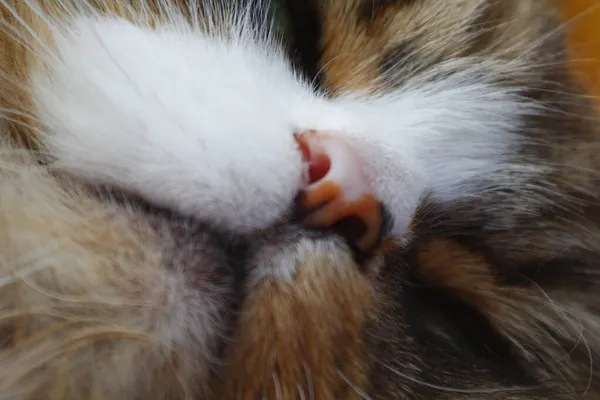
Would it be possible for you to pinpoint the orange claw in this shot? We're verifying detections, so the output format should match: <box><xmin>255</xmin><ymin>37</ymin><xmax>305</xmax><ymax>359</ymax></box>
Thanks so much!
<box><xmin>294</xmin><ymin>130</ymin><xmax>383</xmax><ymax>253</ymax></box>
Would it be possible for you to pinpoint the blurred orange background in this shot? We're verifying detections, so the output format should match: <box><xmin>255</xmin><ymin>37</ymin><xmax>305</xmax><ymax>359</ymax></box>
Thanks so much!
<box><xmin>557</xmin><ymin>0</ymin><xmax>600</xmax><ymax>100</ymax></box>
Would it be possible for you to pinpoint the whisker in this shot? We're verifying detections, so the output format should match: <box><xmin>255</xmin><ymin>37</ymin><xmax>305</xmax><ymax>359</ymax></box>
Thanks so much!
<box><xmin>297</xmin><ymin>384</ymin><xmax>306</xmax><ymax>400</ymax></box>
<box><xmin>302</xmin><ymin>361</ymin><xmax>315</xmax><ymax>400</ymax></box>
<box><xmin>337</xmin><ymin>369</ymin><xmax>373</xmax><ymax>400</ymax></box>
<box><xmin>381</xmin><ymin>363</ymin><xmax>543</xmax><ymax>394</ymax></box>
<box><xmin>272</xmin><ymin>371</ymin><xmax>281</xmax><ymax>400</ymax></box>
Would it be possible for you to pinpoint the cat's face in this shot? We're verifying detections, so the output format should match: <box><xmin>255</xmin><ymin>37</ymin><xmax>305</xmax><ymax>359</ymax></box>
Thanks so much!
<box><xmin>1</xmin><ymin>0</ymin><xmax>599</xmax><ymax>399</ymax></box>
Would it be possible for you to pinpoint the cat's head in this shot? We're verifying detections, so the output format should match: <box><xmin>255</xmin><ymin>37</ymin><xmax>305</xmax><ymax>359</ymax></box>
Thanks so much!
<box><xmin>1</xmin><ymin>0</ymin><xmax>599</xmax><ymax>398</ymax></box>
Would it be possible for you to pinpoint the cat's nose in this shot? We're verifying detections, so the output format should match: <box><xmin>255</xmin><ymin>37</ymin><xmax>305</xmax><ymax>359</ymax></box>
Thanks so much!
<box><xmin>294</xmin><ymin>131</ymin><xmax>383</xmax><ymax>253</ymax></box>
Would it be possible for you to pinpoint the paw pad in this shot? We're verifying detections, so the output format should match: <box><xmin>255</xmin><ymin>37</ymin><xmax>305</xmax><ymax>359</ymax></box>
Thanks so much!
<box><xmin>294</xmin><ymin>130</ymin><xmax>383</xmax><ymax>252</ymax></box>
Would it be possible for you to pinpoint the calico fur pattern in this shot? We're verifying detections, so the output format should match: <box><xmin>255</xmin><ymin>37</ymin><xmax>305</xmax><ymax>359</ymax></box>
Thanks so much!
<box><xmin>0</xmin><ymin>0</ymin><xmax>600</xmax><ymax>399</ymax></box>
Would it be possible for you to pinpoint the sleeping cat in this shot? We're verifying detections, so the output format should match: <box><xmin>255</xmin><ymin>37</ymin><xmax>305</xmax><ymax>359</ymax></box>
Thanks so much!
<box><xmin>1</xmin><ymin>0</ymin><xmax>599</xmax><ymax>398</ymax></box>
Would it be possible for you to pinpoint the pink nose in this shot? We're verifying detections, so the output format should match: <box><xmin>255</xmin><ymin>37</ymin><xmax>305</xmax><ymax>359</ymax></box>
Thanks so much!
<box><xmin>294</xmin><ymin>131</ymin><xmax>383</xmax><ymax>252</ymax></box>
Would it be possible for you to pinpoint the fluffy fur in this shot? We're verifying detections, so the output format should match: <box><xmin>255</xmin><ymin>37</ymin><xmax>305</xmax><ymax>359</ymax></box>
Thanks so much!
<box><xmin>1</xmin><ymin>0</ymin><xmax>600</xmax><ymax>399</ymax></box>
<box><xmin>27</xmin><ymin>3</ymin><xmax>525</xmax><ymax>236</ymax></box>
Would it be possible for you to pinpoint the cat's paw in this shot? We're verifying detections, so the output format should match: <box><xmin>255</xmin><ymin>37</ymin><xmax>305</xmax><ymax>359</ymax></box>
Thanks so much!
<box><xmin>294</xmin><ymin>130</ymin><xmax>383</xmax><ymax>252</ymax></box>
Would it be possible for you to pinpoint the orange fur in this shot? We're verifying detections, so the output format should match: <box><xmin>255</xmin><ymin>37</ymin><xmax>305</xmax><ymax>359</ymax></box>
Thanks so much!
<box><xmin>557</xmin><ymin>0</ymin><xmax>600</xmax><ymax>101</ymax></box>
<box><xmin>218</xmin><ymin>246</ymin><xmax>376</xmax><ymax>399</ymax></box>
<box><xmin>417</xmin><ymin>238</ymin><xmax>498</xmax><ymax>310</ymax></box>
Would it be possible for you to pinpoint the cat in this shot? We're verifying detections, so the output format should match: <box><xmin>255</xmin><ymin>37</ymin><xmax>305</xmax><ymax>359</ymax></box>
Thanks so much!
<box><xmin>1</xmin><ymin>0</ymin><xmax>600</xmax><ymax>398</ymax></box>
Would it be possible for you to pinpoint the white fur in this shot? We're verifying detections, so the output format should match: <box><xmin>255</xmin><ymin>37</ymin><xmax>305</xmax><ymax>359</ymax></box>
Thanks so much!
<box><xmin>33</xmin><ymin>13</ymin><xmax>529</xmax><ymax>236</ymax></box>
<box><xmin>250</xmin><ymin>237</ymin><xmax>352</xmax><ymax>285</ymax></box>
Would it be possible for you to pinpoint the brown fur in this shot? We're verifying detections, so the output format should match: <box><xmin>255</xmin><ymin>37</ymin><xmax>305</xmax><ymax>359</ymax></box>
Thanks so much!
<box><xmin>1</xmin><ymin>0</ymin><xmax>600</xmax><ymax>399</ymax></box>
<box><xmin>0</xmin><ymin>152</ymin><xmax>232</xmax><ymax>399</ymax></box>
<box><xmin>217</xmin><ymin>242</ymin><xmax>375</xmax><ymax>399</ymax></box>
